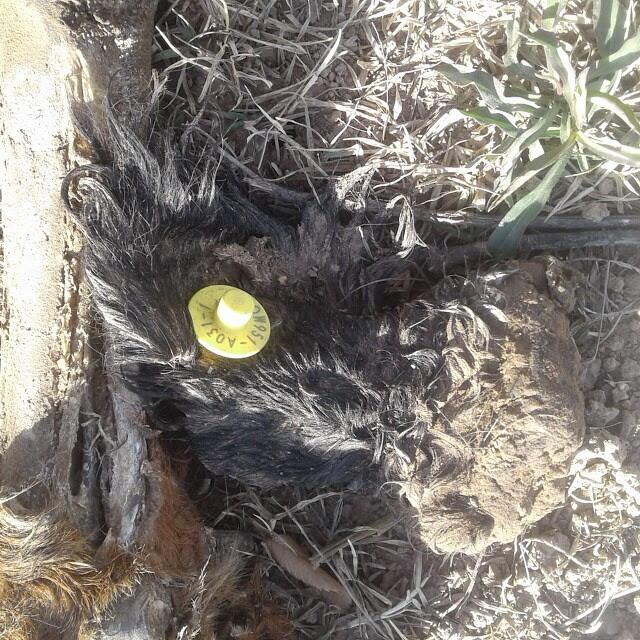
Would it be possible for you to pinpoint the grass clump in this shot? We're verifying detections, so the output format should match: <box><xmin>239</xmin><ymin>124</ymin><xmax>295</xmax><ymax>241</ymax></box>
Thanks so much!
<box><xmin>438</xmin><ymin>0</ymin><xmax>640</xmax><ymax>254</ymax></box>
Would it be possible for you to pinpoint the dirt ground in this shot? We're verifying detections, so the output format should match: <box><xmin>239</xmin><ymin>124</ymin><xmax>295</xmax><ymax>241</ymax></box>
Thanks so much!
<box><xmin>2</xmin><ymin>0</ymin><xmax>640</xmax><ymax>639</ymax></box>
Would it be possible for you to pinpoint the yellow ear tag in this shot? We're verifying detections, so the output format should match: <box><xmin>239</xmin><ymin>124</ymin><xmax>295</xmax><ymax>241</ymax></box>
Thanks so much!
<box><xmin>188</xmin><ymin>285</ymin><xmax>271</xmax><ymax>359</ymax></box>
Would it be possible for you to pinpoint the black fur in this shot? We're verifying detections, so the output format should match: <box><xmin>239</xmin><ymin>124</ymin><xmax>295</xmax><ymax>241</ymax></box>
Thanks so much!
<box><xmin>64</xmin><ymin>111</ymin><xmax>443</xmax><ymax>489</ymax></box>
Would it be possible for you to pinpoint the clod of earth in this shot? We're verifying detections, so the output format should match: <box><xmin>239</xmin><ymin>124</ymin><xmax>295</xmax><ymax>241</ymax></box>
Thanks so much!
<box><xmin>403</xmin><ymin>260</ymin><xmax>585</xmax><ymax>552</ymax></box>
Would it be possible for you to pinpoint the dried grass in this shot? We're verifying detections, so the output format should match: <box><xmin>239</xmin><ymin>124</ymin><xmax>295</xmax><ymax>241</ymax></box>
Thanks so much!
<box><xmin>151</xmin><ymin>1</ymin><xmax>640</xmax><ymax>638</ymax></box>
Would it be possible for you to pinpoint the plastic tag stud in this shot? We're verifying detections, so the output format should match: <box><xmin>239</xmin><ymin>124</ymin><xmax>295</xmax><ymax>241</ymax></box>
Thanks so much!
<box><xmin>188</xmin><ymin>285</ymin><xmax>271</xmax><ymax>359</ymax></box>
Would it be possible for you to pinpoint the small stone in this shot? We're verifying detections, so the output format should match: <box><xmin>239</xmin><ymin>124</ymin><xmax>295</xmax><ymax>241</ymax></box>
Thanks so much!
<box><xmin>606</xmin><ymin>335</ymin><xmax>625</xmax><ymax>353</ymax></box>
<box><xmin>580</xmin><ymin>359</ymin><xmax>602</xmax><ymax>391</ymax></box>
<box><xmin>621</xmin><ymin>358</ymin><xmax>640</xmax><ymax>380</ymax></box>
<box><xmin>581</xmin><ymin>461</ymin><xmax>609</xmax><ymax>483</ymax></box>
<box><xmin>564</xmin><ymin>567</ymin><xmax>584</xmax><ymax>587</ymax></box>
<box><xmin>578</xmin><ymin>432</ymin><xmax>628</xmax><ymax>468</ymax></box>
<box><xmin>621</xmin><ymin>411</ymin><xmax>640</xmax><ymax>441</ymax></box>
<box><xmin>598</xmin><ymin>178</ymin><xmax>615</xmax><ymax>195</ymax></box>
<box><xmin>600</xmin><ymin>608</ymin><xmax>623</xmax><ymax>636</ymax></box>
<box><xmin>608</xmin><ymin>275</ymin><xmax>625</xmax><ymax>294</ymax></box>
<box><xmin>611</xmin><ymin>382</ymin><xmax>630</xmax><ymax>403</ymax></box>
<box><xmin>629</xmin><ymin>393</ymin><xmax>640</xmax><ymax>411</ymax></box>
<box><xmin>626</xmin><ymin>273</ymin><xmax>640</xmax><ymax>298</ymax></box>
<box><xmin>585</xmin><ymin>399</ymin><xmax>620</xmax><ymax>427</ymax></box>
<box><xmin>537</xmin><ymin>532</ymin><xmax>571</xmax><ymax>569</ymax></box>
<box><xmin>581</xmin><ymin>201</ymin><xmax>610</xmax><ymax>221</ymax></box>
<box><xmin>602</xmin><ymin>357</ymin><xmax>619</xmax><ymax>373</ymax></box>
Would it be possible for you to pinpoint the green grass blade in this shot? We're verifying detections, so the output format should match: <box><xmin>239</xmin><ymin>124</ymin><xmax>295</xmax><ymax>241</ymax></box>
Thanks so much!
<box><xmin>548</xmin><ymin>46</ymin><xmax>576</xmax><ymax>112</ymax></box>
<box><xmin>573</xmin><ymin>68</ymin><xmax>588</xmax><ymax>129</ymax></box>
<box><xmin>493</xmin><ymin>136</ymin><xmax>575</xmax><ymax>208</ymax></box>
<box><xmin>542</xmin><ymin>0</ymin><xmax>566</xmax><ymax>30</ymax></box>
<box><xmin>587</xmin><ymin>30</ymin><xmax>640</xmax><ymax>82</ymax></box>
<box><xmin>491</xmin><ymin>103</ymin><xmax>562</xmax><ymax>206</ymax></box>
<box><xmin>593</xmin><ymin>0</ymin><xmax>629</xmax><ymax>56</ymax></box>
<box><xmin>437</xmin><ymin>63</ymin><xmax>541</xmax><ymax>112</ymax></box>
<box><xmin>503</xmin><ymin>86</ymin><xmax>547</xmax><ymax>112</ymax></box>
<box><xmin>504</xmin><ymin>61</ymin><xmax>544</xmax><ymax>83</ymax></box>
<box><xmin>461</xmin><ymin>107</ymin><xmax>518</xmax><ymax>136</ymax></box>
<box><xmin>487</xmin><ymin>148</ymin><xmax>573</xmax><ymax>256</ymax></box>
<box><xmin>523</xmin><ymin>29</ymin><xmax>582</xmax><ymax>123</ymax></box>
<box><xmin>523</xmin><ymin>28</ymin><xmax>559</xmax><ymax>48</ymax></box>
<box><xmin>437</xmin><ymin>63</ymin><xmax>506</xmax><ymax>111</ymax></box>
<box><xmin>577</xmin><ymin>132</ymin><xmax>640</xmax><ymax>166</ymax></box>
<box><xmin>541</xmin><ymin>38</ymin><xmax>581</xmax><ymax>124</ymax></box>
<box><xmin>503</xmin><ymin>7</ymin><xmax>522</xmax><ymax>67</ymax></box>
<box><xmin>588</xmin><ymin>90</ymin><xmax>640</xmax><ymax>134</ymax></box>
<box><xmin>559</xmin><ymin>110</ymin><xmax>571</xmax><ymax>141</ymax></box>
<box><xmin>503</xmin><ymin>102</ymin><xmax>561</xmax><ymax>164</ymax></box>
<box><xmin>519</xmin><ymin>40</ymin><xmax>547</xmax><ymax>69</ymax></box>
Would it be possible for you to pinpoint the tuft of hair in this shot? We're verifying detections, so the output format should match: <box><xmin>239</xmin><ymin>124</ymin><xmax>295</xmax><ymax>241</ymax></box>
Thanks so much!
<box><xmin>139</xmin><ymin>439</ymin><xmax>207</xmax><ymax>577</ymax></box>
<box><xmin>0</xmin><ymin>497</ymin><xmax>136</xmax><ymax>640</ymax></box>
<box><xmin>180</xmin><ymin>553</ymin><xmax>295</xmax><ymax>640</ymax></box>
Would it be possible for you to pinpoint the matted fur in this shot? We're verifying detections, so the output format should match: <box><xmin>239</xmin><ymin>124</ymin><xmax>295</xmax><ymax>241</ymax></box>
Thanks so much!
<box><xmin>141</xmin><ymin>439</ymin><xmax>207</xmax><ymax>577</ymax></box>
<box><xmin>64</xmin><ymin>111</ymin><xmax>444</xmax><ymax>491</ymax></box>
<box><xmin>64</xmin><ymin>109</ymin><xmax>584</xmax><ymax>555</ymax></box>
<box><xmin>0</xmin><ymin>498</ymin><xmax>135</xmax><ymax>640</ymax></box>
<box><xmin>0</xmin><ymin>445</ymin><xmax>295</xmax><ymax>639</ymax></box>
